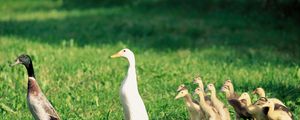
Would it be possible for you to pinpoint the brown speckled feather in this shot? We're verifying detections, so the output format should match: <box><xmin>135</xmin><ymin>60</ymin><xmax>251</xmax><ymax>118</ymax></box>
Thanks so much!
<box><xmin>28</xmin><ymin>78</ymin><xmax>60</xmax><ymax>120</ymax></box>
<box><xmin>228</xmin><ymin>98</ymin><xmax>253</xmax><ymax>119</ymax></box>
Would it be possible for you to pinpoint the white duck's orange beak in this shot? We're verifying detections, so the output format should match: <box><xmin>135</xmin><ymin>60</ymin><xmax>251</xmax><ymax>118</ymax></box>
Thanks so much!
<box><xmin>110</xmin><ymin>51</ymin><xmax>123</xmax><ymax>58</ymax></box>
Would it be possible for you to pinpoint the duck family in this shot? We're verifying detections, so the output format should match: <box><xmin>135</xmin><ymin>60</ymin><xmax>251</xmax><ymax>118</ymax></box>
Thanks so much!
<box><xmin>9</xmin><ymin>48</ymin><xmax>294</xmax><ymax>120</ymax></box>
<box><xmin>176</xmin><ymin>76</ymin><xmax>294</xmax><ymax>120</ymax></box>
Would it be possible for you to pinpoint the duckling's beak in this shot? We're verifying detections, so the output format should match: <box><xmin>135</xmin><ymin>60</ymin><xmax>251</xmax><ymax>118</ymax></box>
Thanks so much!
<box><xmin>220</xmin><ymin>87</ymin><xmax>225</xmax><ymax>92</ymax></box>
<box><xmin>176</xmin><ymin>88</ymin><xmax>183</xmax><ymax>92</ymax></box>
<box><xmin>193</xmin><ymin>80</ymin><xmax>197</xmax><ymax>84</ymax></box>
<box><xmin>10</xmin><ymin>59</ymin><xmax>21</xmax><ymax>67</ymax></box>
<box><xmin>110</xmin><ymin>52</ymin><xmax>122</xmax><ymax>58</ymax></box>
<box><xmin>174</xmin><ymin>94</ymin><xmax>181</xmax><ymax>100</ymax></box>
<box><xmin>251</xmin><ymin>90</ymin><xmax>256</xmax><ymax>94</ymax></box>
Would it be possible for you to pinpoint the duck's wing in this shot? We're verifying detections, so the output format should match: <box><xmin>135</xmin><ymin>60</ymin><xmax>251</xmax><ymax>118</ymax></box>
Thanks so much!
<box><xmin>39</xmin><ymin>94</ymin><xmax>61</xmax><ymax>120</ymax></box>
<box><xmin>274</xmin><ymin>103</ymin><xmax>293</xmax><ymax>118</ymax></box>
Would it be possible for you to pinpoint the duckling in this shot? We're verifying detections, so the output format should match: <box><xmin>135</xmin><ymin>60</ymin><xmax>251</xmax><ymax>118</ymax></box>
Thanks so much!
<box><xmin>252</xmin><ymin>88</ymin><xmax>286</xmax><ymax>107</ymax></box>
<box><xmin>193</xmin><ymin>76</ymin><xmax>204</xmax><ymax>89</ymax></box>
<box><xmin>175</xmin><ymin>87</ymin><xmax>205</xmax><ymax>120</ymax></box>
<box><xmin>223</xmin><ymin>80</ymin><xmax>239</xmax><ymax>98</ymax></box>
<box><xmin>194</xmin><ymin>87</ymin><xmax>221</xmax><ymax>120</ymax></box>
<box><xmin>193</xmin><ymin>76</ymin><xmax>212</xmax><ymax>105</ymax></box>
<box><xmin>177</xmin><ymin>84</ymin><xmax>186</xmax><ymax>92</ymax></box>
<box><xmin>239</xmin><ymin>93</ymin><xmax>267</xmax><ymax>120</ymax></box>
<box><xmin>11</xmin><ymin>54</ymin><xmax>60</xmax><ymax>120</ymax></box>
<box><xmin>262</xmin><ymin>100</ymin><xmax>293</xmax><ymax>120</ymax></box>
<box><xmin>207</xmin><ymin>84</ymin><xmax>230</xmax><ymax>120</ymax></box>
<box><xmin>221</xmin><ymin>86</ymin><xmax>253</xmax><ymax>120</ymax></box>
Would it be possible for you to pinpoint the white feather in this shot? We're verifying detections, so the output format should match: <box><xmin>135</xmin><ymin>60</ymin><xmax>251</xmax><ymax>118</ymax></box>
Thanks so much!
<box><xmin>119</xmin><ymin>49</ymin><xmax>149</xmax><ymax>120</ymax></box>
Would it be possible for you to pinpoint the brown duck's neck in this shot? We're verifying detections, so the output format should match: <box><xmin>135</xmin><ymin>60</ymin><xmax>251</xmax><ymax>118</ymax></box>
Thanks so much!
<box><xmin>28</xmin><ymin>77</ymin><xmax>41</xmax><ymax>95</ymax></box>
<box><xmin>25</xmin><ymin>62</ymin><xmax>35</xmax><ymax>78</ymax></box>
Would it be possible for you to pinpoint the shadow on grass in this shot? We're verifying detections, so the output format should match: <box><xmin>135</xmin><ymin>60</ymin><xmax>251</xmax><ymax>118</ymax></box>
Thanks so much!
<box><xmin>0</xmin><ymin>0</ymin><xmax>299</xmax><ymax>64</ymax></box>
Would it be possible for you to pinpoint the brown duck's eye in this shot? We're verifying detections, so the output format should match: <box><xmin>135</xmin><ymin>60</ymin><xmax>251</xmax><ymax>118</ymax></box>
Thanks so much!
<box><xmin>123</xmin><ymin>50</ymin><xmax>126</xmax><ymax>52</ymax></box>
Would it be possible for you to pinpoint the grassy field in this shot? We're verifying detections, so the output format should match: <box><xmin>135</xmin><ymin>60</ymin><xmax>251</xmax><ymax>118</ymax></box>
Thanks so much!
<box><xmin>0</xmin><ymin>0</ymin><xmax>299</xmax><ymax>119</ymax></box>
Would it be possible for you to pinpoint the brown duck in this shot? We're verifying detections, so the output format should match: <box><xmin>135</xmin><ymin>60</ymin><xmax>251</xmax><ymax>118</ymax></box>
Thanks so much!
<box><xmin>11</xmin><ymin>54</ymin><xmax>60</xmax><ymax>120</ymax></box>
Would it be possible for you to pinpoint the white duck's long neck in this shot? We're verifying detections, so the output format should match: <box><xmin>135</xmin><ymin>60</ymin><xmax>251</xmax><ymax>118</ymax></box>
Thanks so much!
<box><xmin>124</xmin><ymin>55</ymin><xmax>137</xmax><ymax>88</ymax></box>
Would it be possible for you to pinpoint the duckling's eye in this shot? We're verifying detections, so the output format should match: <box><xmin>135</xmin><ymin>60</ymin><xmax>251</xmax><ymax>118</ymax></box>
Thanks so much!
<box><xmin>181</xmin><ymin>92</ymin><xmax>183</xmax><ymax>93</ymax></box>
<box><xmin>123</xmin><ymin>50</ymin><xmax>126</xmax><ymax>52</ymax></box>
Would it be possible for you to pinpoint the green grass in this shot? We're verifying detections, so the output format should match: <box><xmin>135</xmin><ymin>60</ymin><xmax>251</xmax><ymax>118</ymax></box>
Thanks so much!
<box><xmin>0</xmin><ymin>0</ymin><xmax>299</xmax><ymax>119</ymax></box>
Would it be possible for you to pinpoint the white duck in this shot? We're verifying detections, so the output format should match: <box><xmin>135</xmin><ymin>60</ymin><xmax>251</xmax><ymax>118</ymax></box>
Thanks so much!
<box><xmin>111</xmin><ymin>48</ymin><xmax>149</xmax><ymax>120</ymax></box>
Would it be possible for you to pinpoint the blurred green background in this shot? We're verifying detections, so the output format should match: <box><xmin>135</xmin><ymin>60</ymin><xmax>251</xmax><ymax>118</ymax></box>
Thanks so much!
<box><xmin>0</xmin><ymin>0</ymin><xmax>299</xmax><ymax>119</ymax></box>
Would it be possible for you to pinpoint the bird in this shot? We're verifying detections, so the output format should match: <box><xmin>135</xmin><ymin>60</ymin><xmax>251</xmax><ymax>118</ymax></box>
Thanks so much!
<box><xmin>239</xmin><ymin>93</ymin><xmax>268</xmax><ymax>120</ymax></box>
<box><xmin>221</xmin><ymin>86</ymin><xmax>253</xmax><ymax>120</ymax></box>
<box><xmin>207</xmin><ymin>83</ymin><xmax>231</xmax><ymax>120</ymax></box>
<box><xmin>111</xmin><ymin>48</ymin><xmax>149</xmax><ymax>120</ymax></box>
<box><xmin>11</xmin><ymin>54</ymin><xmax>60</xmax><ymax>120</ymax></box>
<box><xmin>223</xmin><ymin>80</ymin><xmax>239</xmax><ymax>98</ymax></box>
<box><xmin>252</xmin><ymin>87</ymin><xmax>286</xmax><ymax>107</ymax></box>
<box><xmin>194</xmin><ymin>87</ymin><xmax>221</xmax><ymax>120</ymax></box>
<box><xmin>193</xmin><ymin>76</ymin><xmax>204</xmax><ymax>89</ymax></box>
<box><xmin>193</xmin><ymin>76</ymin><xmax>212</xmax><ymax>105</ymax></box>
<box><xmin>262</xmin><ymin>100</ymin><xmax>293</xmax><ymax>120</ymax></box>
<box><xmin>175</xmin><ymin>86</ymin><xmax>206</xmax><ymax>120</ymax></box>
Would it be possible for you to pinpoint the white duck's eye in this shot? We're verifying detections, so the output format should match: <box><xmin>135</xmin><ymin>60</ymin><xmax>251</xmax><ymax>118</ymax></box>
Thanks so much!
<box><xmin>123</xmin><ymin>50</ymin><xmax>126</xmax><ymax>52</ymax></box>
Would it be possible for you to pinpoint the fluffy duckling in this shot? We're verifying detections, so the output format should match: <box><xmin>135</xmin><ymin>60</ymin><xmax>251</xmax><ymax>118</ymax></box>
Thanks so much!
<box><xmin>221</xmin><ymin>86</ymin><xmax>253</xmax><ymax>120</ymax></box>
<box><xmin>262</xmin><ymin>100</ymin><xmax>293</xmax><ymax>120</ymax></box>
<box><xmin>175</xmin><ymin>87</ymin><xmax>205</xmax><ymax>120</ymax></box>
<box><xmin>194</xmin><ymin>87</ymin><xmax>221</xmax><ymax>120</ymax></box>
<box><xmin>193</xmin><ymin>76</ymin><xmax>204</xmax><ymax>89</ymax></box>
<box><xmin>223</xmin><ymin>80</ymin><xmax>239</xmax><ymax>98</ymax></box>
<box><xmin>207</xmin><ymin>84</ymin><xmax>230</xmax><ymax>120</ymax></box>
<box><xmin>11</xmin><ymin>54</ymin><xmax>60</xmax><ymax>120</ymax></box>
<box><xmin>252</xmin><ymin>88</ymin><xmax>286</xmax><ymax>107</ymax></box>
<box><xmin>193</xmin><ymin>76</ymin><xmax>212</xmax><ymax>105</ymax></box>
<box><xmin>239</xmin><ymin>93</ymin><xmax>268</xmax><ymax>120</ymax></box>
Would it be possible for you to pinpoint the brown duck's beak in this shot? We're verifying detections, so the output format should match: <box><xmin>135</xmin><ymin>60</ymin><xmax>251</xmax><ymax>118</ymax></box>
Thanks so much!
<box><xmin>10</xmin><ymin>59</ymin><xmax>21</xmax><ymax>67</ymax></box>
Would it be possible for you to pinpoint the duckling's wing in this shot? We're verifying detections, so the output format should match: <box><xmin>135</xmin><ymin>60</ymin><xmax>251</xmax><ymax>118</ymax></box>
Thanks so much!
<box><xmin>228</xmin><ymin>99</ymin><xmax>242</xmax><ymax>109</ymax></box>
<box><xmin>40</xmin><ymin>94</ymin><xmax>60</xmax><ymax>120</ymax></box>
<box><xmin>274</xmin><ymin>103</ymin><xmax>293</xmax><ymax>118</ymax></box>
<box><xmin>192</xmin><ymin>99</ymin><xmax>199</xmax><ymax>105</ymax></box>
<box><xmin>262</xmin><ymin>107</ymin><xmax>269</xmax><ymax>115</ymax></box>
